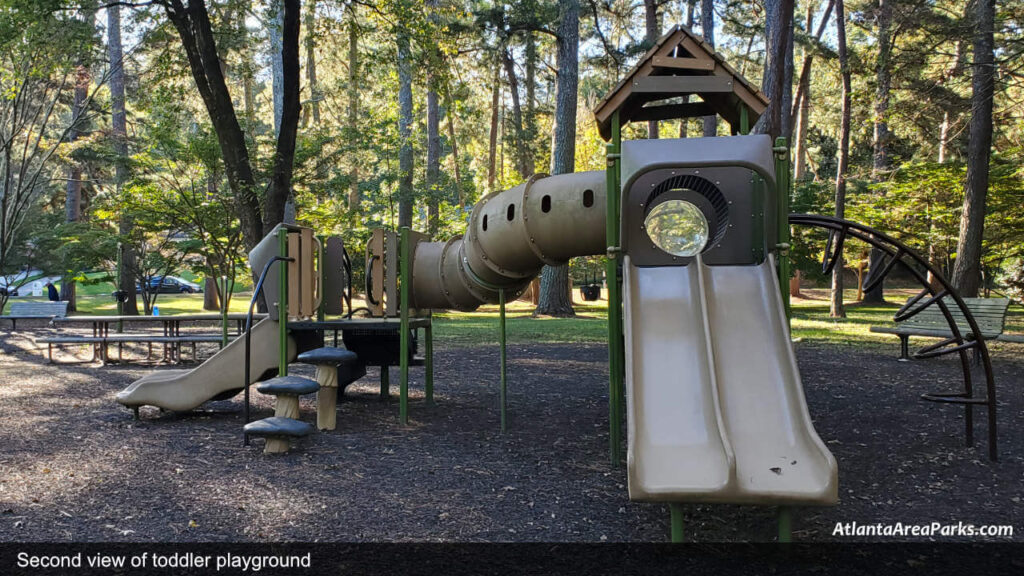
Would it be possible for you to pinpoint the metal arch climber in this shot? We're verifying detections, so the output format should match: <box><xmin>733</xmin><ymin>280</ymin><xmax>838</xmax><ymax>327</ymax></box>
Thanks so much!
<box><xmin>788</xmin><ymin>214</ymin><xmax>998</xmax><ymax>461</ymax></box>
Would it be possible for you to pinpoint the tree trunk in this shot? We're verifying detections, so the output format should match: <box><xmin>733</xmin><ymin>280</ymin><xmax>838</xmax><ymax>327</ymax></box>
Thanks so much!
<box><xmin>426</xmin><ymin>83</ymin><xmax>441</xmax><ymax>237</ymax></box>
<box><xmin>644</xmin><ymin>0</ymin><xmax>659</xmax><ymax>139</ymax></box>
<box><xmin>204</xmin><ymin>277</ymin><xmax>219</xmax><ymax>311</ymax></box>
<box><xmin>950</xmin><ymin>0</ymin><xmax>995</xmax><ymax>298</ymax></box>
<box><xmin>701</xmin><ymin>0</ymin><xmax>717</xmax><ymax>136</ymax></box>
<box><xmin>535</xmin><ymin>0</ymin><xmax>579</xmax><ymax>318</ymax></box>
<box><xmin>62</xmin><ymin>63</ymin><xmax>87</xmax><ymax>312</ymax></box>
<box><xmin>444</xmin><ymin>90</ymin><xmax>464</xmax><ymax>207</ymax></box>
<box><xmin>755</xmin><ymin>0</ymin><xmax>795</xmax><ymax>139</ymax></box>
<box><xmin>304</xmin><ymin>0</ymin><xmax>320</xmax><ymax>126</ymax></box>
<box><xmin>487</xmin><ymin>67</ymin><xmax>500</xmax><ymax>192</ymax></box>
<box><xmin>106</xmin><ymin>4</ymin><xmax>139</xmax><ymax>316</ymax></box>
<box><xmin>347</xmin><ymin>7</ymin><xmax>360</xmax><ymax>212</ymax></box>
<box><xmin>264</xmin><ymin>0</ymin><xmax>301</xmax><ymax>230</ymax></box>
<box><xmin>780</xmin><ymin>9</ymin><xmax>794</xmax><ymax>140</ymax></box>
<box><xmin>268</xmin><ymin>0</ymin><xmax>285</xmax><ymax>136</ymax></box>
<box><xmin>862</xmin><ymin>0</ymin><xmax>892</xmax><ymax>304</ymax></box>
<box><xmin>830</xmin><ymin>0</ymin><xmax>851</xmax><ymax>318</ymax></box>
<box><xmin>502</xmin><ymin>48</ymin><xmax>532</xmax><ymax>180</ymax></box>
<box><xmin>397</xmin><ymin>27</ymin><xmax>414</xmax><ymax>228</ymax></box>
<box><xmin>791</xmin><ymin>0</ymin><xmax>834</xmax><ymax>177</ymax></box>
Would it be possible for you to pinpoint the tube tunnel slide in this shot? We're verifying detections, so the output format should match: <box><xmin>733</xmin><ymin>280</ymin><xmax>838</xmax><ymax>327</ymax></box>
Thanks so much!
<box><xmin>116</xmin><ymin>135</ymin><xmax>835</xmax><ymax>505</ymax></box>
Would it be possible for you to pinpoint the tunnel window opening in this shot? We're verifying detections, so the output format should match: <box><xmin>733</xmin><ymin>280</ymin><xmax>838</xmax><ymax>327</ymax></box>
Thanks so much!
<box><xmin>541</xmin><ymin>195</ymin><xmax>552</xmax><ymax>213</ymax></box>
<box><xmin>482</xmin><ymin>215</ymin><xmax>488</xmax><ymax>231</ymax></box>
<box><xmin>507</xmin><ymin>204</ymin><xmax>515</xmax><ymax>221</ymax></box>
<box><xmin>583</xmin><ymin>189</ymin><xmax>594</xmax><ymax>208</ymax></box>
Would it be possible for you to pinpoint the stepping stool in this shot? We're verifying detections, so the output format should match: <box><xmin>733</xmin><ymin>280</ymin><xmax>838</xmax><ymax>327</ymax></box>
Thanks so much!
<box><xmin>296</xmin><ymin>347</ymin><xmax>363</xmax><ymax>431</ymax></box>
<box><xmin>248</xmin><ymin>376</ymin><xmax>320</xmax><ymax>453</ymax></box>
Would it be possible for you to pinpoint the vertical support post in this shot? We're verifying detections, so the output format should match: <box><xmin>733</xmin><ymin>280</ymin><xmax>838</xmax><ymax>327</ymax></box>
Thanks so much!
<box><xmin>669</xmin><ymin>504</ymin><xmax>684</xmax><ymax>543</ymax></box>
<box><xmin>399</xmin><ymin>226</ymin><xmax>410</xmax><ymax>425</ymax></box>
<box><xmin>739</xmin><ymin>105</ymin><xmax>750</xmax><ymax>135</ymax></box>
<box><xmin>605</xmin><ymin>110</ymin><xmax>624</xmax><ymax>465</ymax></box>
<box><xmin>778</xmin><ymin>506</ymin><xmax>793</xmax><ymax>543</ymax></box>
<box><xmin>220</xmin><ymin>276</ymin><xmax>229</xmax><ymax>348</ymax></box>
<box><xmin>425</xmin><ymin>322</ymin><xmax>434</xmax><ymax>405</ymax></box>
<box><xmin>116</xmin><ymin>242</ymin><xmax>124</xmax><ymax>333</ymax></box>
<box><xmin>277</xmin><ymin>228</ymin><xmax>289</xmax><ymax>377</ymax></box>
<box><xmin>499</xmin><ymin>288</ymin><xmax>507</xmax><ymax>433</ymax></box>
<box><xmin>380</xmin><ymin>365</ymin><xmax>389</xmax><ymax>400</ymax></box>
<box><xmin>774</xmin><ymin>137</ymin><xmax>792</xmax><ymax>321</ymax></box>
<box><xmin>317</xmin><ymin>235</ymin><xmax>326</xmax><ymax>323</ymax></box>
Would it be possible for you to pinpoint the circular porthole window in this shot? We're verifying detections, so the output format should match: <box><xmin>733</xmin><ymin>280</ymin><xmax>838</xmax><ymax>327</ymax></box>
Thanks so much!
<box><xmin>643</xmin><ymin>200</ymin><xmax>710</xmax><ymax>257</ymax></box>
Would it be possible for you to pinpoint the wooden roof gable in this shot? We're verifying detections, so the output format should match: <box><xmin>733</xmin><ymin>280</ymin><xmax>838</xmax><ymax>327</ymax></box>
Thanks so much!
<box><xmin>593</xmin><ymin>25</ymin><xmax>768</xmax><ymax>141</ymax></box>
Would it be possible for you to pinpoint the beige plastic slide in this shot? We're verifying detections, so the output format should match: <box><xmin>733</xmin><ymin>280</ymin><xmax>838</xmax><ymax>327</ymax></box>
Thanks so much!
<box><xmin>624</xmin><ymin>255</ymin><xmax>837</xmax><ymax>505</ymax></box>
<box><xmin>115</xmin><ymin>318</ymin><xmax>296</xmax><ymax>412</ymax></box>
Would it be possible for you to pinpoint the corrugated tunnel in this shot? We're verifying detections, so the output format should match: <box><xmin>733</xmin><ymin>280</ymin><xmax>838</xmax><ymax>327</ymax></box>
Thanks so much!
<box><xmin>411</xmin><ymin>171</ymin><xmax>607</xmax><ymax>310</ymax></box>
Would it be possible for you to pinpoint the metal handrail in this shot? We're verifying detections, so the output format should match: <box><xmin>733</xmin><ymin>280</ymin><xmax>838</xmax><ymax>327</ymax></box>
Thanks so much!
<box><xmin>242</xmin><ymin>255</ymin><xmax>294</xmax><ymax>446</ymax></box>
<box><xmin>789</xmin><ymin>213</ymin><xmax>998</xmax><ymax>460</ymax></box>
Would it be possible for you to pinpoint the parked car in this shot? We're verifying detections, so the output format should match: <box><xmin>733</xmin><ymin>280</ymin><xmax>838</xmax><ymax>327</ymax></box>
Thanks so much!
<box><xmin>136</xmin><ymin>276</ymin><xmax>202</xmax><ymax>294</ymax></box>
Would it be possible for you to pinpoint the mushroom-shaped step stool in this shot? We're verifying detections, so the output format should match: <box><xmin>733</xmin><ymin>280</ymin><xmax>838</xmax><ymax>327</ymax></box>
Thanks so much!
<box><xmin>296</xmin><ymin>347</ymin><xmax>363</xmax><ymax>431</ymax></box>
<box><xmin>243</xmin><ymin>417</ymin><xmax>314</xmax><ymax>453</ymax></box>
<box><xmin>253</xmin><ymin>376</ymin><xmax>320</xmax><ymax>453</ymax></box>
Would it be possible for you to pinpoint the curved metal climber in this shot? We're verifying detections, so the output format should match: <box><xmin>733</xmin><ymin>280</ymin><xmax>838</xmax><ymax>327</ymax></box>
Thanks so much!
<box><xmin>789</xmin><ymin>214</ymin><xmax>998</xmax><ymax>461</ymax></box>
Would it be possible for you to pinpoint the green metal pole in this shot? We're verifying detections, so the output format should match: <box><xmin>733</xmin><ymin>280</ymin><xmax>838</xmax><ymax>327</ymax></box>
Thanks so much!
<box><xmin>605</xmin><ymin>111</ymin><xmax>623</xmax><ymax>466</ymax></box>
<box><xmin>499</xmin><ymin>288</ymin><xmax>507</xmax><ymax>434</ymax></box>
<box><xmin>380</xmin><ymin>365</ymin><xmax>389</xmax><ymax>400</ymax></box>
<box><xmin>670</xmin><ymin>504</ymin><xmax>684</xmax><ymax>543</ymax></box>
<box><xmin>740</xmin><ymin>105</ymin><xmax>750</xmax><ymax>135</ymax></box>
<box><xmin>774</xmin><ymin>137</ymin><xmax>792</xmax><ymax>321</ymax></box>
<box><xmin>778</xmin><ymin>506</ymin><xmax>793</xmax><ymax>543</ymax></box>
<box><xmin>399</xmin><ymin>226</ymin><xmax>410</xmax><ymax>425</ymax></box>
<box><xmin>278</xmin><ymin>228</ymin><xmax>289</xmax><ymax>377</ymax></box>
<box><xmin>425</xmin><ymin>323</ymin><xmax>434</xmax><ymax>405</ymax></box>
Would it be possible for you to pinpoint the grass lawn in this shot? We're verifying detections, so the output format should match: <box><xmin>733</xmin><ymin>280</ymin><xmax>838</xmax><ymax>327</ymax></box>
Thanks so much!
<box><xmin>7</xmin><ymin>283</ymin><xmax>1023</xmax><ymax>349</ymax></box>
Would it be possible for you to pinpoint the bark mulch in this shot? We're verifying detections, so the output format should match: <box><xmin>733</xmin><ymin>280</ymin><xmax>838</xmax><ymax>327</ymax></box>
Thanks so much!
<box><xmin>0</xmin><ymin>323</ymin><xmax>1021</xmax><ymax>542</ymax></box>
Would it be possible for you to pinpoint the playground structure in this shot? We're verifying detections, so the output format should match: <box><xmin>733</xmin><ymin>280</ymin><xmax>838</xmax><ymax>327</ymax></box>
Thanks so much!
<box><xmin>114</xmin><ymin>26</ymin><xmax>1000</xmax><ymax>540</ymax></box>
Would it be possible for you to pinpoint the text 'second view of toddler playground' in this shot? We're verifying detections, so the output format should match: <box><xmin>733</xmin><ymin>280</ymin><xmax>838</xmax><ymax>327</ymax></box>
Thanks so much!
<box><xmin>1</xmin><ymin>9</ymin><xmax>1023</xmax><ymax>568</ymax></box>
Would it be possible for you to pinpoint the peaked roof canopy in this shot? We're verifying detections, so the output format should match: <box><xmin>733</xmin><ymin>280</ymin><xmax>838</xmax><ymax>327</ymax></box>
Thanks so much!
<box><xmin>593</xmin><ymin>25</ymin><xmax>768</xmax><ymax>141</ymax></box>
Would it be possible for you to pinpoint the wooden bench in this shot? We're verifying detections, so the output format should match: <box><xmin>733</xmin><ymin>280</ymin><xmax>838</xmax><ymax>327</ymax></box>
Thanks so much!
<box><xmin>38</xmin><ymin>333</ymin><xmax>231</xmax><ymax>363</ymax></box>
<box><xmin>0</xmin><ymin>301</ymin><xmax>69</xmax><ymax>329</ymax></box>
<box><xmin>870</xmin><ymin>297</ymin><xmax>1010</xmax><ymax>360</ymax></box>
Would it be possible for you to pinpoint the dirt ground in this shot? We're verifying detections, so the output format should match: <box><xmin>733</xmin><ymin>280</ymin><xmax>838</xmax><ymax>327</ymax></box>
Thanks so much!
<box><xmin>0</xmin><ymin>320</ymin><xmax>1021</xmax><ymax>542</ymax></box>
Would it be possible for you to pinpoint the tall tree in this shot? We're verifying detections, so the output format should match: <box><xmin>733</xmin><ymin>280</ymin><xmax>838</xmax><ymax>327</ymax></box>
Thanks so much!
<box><xmin>862</xmin><ymin>0</ymin><xmax>893</xmax><ymax>304</ymax></box>
<box><xmin>950</xmin><ymin>0</ymin><xmax>995</xmax><ymax>297</ymax></box>
<box><xmin>700</xmin><ymin>0</ymin><xmax>716</xmax><ymax>136</ymax></box>
<box><xmin>425</xmin><ymin>0</ymin><xmax>441</xmax><ymax>237</ymax></box>
<box><xmin>534</xmin><ymin>0</ymin><xmax>578</xmax><ymax>318</ymax></box>
<box><xmin>487</xmin><ymin>65</ymin><xmax>500</xmax><ymax>192</ymax></box>
<box><xmin>396</xmin><ymin>21</ymin><xmax>414</xmax><ymax>228</ymax></box>
<box><xmin>502</xmin><ymin>47</ymin><xmax>532</xmax><ymax>179</ymax></box>
<box><xmin>347</xmin><ymin>6</ymin><xmax>360</xmax><ymax>211</ymax></box>
<box><xmin>830</xmin><ymin>0</ymin><xmax>851</xmax><ymax>318</ymax></box>
<box><xmin>303</xmin><ymin>0</ymin><xmax>320</xmax><ymax>126</ymax></box>
<box><xmin>61</xmin><ymin>9</ymin><xmax>93</xmax><ymax>311</ymax></box>
<box><xmin>644</xmin><ymin>0</ymin><xmax>660</xmax><ymax>138</ymax></box>
<box><xmin>755</xmin><ymin>0</ymin><xmax>795</xmax><ymax>138</ymax></box>
<box><xmin>107</xmin><ymin>4</ymin><xmax>141</xmax><ymax>315</ymax></box>
<box><xmin>790</xmin><ymin>0</ymin><xmax>834</xmax><ymax>178</ymax></box>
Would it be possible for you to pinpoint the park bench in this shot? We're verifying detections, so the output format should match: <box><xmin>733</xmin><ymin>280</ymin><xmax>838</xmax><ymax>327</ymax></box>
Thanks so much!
<box><xmin>870</xmin><ymin>297</ymin><xmax>1018</xmax><ymax>360</ymax></box>
<box><xmin>0</xmin><ymin>301</ymin><xmax>68</xmax><ymax>330</ymax></box>
<box><xmin>38</xmin><ymin>333</ymin><xmax>230</xmax><ymax>364</ymax></box>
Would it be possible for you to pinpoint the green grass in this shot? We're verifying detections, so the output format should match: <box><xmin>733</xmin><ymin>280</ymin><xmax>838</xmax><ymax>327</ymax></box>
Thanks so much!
<box><xmin>5</xmin><ymin>292</ymin><xmax>254</xmax><ymax>316</ymax></box>
<box><xmin>8</xmin><ymin>284</ymin><xmax>1022</xmax><ymax>349</ymax></box>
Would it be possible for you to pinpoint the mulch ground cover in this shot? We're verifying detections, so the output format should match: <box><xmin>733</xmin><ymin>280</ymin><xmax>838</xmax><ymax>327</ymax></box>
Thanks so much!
<box><xmin>1</xmin><ymin>320</ymin><xmax>1021</xmax><ymax>542</ymax></box>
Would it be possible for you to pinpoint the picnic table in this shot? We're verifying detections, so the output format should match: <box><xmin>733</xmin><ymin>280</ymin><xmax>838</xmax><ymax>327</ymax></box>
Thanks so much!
<box><xmin>42</xmin><ymin>313</ymin><xmax>266</xmax><ymax>363</ymax></box>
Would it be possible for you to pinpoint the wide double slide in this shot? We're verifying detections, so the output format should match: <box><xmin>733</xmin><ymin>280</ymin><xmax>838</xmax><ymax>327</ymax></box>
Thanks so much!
<box><xmin>115</xmin><ymin>318</ymin><xmax>296</xmax><ymax>412</ymax></box>
<box><xmin>624</xmin><ymin>255</ymin><xmax>837</xmax><ymax>504</ymax></box>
